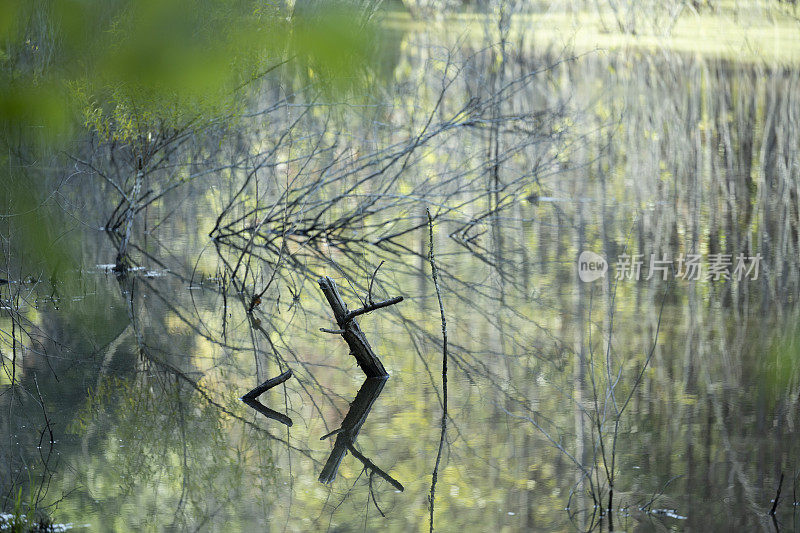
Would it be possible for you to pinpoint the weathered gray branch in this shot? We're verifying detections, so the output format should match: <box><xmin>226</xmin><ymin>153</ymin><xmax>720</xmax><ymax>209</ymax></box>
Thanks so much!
<box><xmin>318</xmin><ymin>276</ymin><xmax>395</xmax><ymax>377</ymax></box>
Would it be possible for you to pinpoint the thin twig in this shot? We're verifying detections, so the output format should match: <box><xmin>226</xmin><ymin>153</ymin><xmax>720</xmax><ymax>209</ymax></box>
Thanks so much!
<box><xmin>367</xmin><ymin>260</ymin><xmax>385</xmax><ymax>305</ymax></box>
<box><xmin>319</xmin><ymin>427</ymin><xmax>344</xmax><ymax>440</ymax></box>
<box><xmin>343</xmin><ymin>296</ymin><xmax>404</xmax><ymax>323</ymax></box>
<box><xmin>427</xmin><ymin>208</ymin><xmax>448</xmax><ymax>533</ymax></box>
<box><xmin>319</xmin><ymin>328</ymin><xmax>346</xmax><ymax>335</ymax></box>
<box><xmin>368</xmin><ymin>472</ymin><xmax>387</xmax><ymax>517</ymax></box>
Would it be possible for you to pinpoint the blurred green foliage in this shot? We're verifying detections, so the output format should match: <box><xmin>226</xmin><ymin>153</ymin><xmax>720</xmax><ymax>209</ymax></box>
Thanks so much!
<box><xmin>0</xmin><ymin>0</ymin><xmax>378</xmax><ymax>279</ymax></box>
<box><xmin>1</xmin><ymin>0</ymin><xmax>376</xmax><ymax>142</ymax></box>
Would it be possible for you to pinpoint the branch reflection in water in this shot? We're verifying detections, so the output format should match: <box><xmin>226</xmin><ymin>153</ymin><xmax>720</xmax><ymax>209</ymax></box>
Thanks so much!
<box><xmin>319</xmin><ymin>376</ymin><xmax>403</xmax><ymax>493</ymax></box>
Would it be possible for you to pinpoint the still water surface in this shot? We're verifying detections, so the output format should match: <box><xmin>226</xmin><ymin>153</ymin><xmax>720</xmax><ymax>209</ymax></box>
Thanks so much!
<box><xmin>3</xmin><ymin>24</ymin><xmax>800</xmax><ymax>533</ymax></box>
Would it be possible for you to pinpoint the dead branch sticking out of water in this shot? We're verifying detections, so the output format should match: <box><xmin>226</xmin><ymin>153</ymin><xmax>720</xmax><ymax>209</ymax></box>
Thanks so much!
<box><xmin>240</xmin><ymin>369</ymin><xmax>294</xmax><ymax>426</ymax></box>
<box><xmin>240</xmin><ymin>369</ymin><xmax>293</xmax><ymax>401</ymax></box>
<box><xmin>318</xmin><ymin>276</ymin><xmax>402</xmax><ymax>378</ymax></box>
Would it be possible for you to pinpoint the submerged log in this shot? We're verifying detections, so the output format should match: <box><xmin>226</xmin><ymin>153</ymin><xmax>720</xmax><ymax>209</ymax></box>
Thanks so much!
<box><xmin>318</xmin><ymin>276</ymin><xmax>402</xmax><ymax>378</ymax></box>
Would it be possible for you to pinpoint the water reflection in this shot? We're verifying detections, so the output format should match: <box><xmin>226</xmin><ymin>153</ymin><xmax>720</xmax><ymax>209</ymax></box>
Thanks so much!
<box><xmin>241</xmin><ymin>370</ymin><xmax>294</xmax><ymax>427</ymax></box>
<box><xmin>2</xmin><ymin>22</ymin><xmax>800</xmax><ymax>533</ymax></box>
<box><xmin>319</xmin><ymin>376</ymin><xmax>403</xmax><ymax>493</ymax></box>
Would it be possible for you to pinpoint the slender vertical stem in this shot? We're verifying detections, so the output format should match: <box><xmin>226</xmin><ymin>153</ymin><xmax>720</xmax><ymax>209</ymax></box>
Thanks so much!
<box><xmin>10</xmin><ymin>294</ymin><xmax>17</xmax><ymax>387</ymax></box>
<box><xmin>427</xmin><ymin>208</ymin><xmax>448</xmax><ymax>533</ymax></box>
<box><xmin>770</xmin><ymin>472</ymin><xmax>784</xmax><ymax>515</ymax></box>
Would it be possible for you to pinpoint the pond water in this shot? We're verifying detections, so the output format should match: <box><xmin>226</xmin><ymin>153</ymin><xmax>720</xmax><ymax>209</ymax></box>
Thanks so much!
<box><xmin>2</xmin><ymin>18</ymin><xmax>800</xmax><ymax>533</ymax></box>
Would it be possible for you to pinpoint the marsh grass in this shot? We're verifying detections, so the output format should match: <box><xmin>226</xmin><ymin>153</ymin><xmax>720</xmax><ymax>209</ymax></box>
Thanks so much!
<box><xmin>0</xmin><ymin>476</ymin><xmax>54</xmax><ymax>533</ymax></box>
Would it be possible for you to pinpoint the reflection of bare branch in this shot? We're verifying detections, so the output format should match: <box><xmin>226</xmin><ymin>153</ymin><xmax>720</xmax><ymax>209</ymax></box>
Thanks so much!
<box><xmin>241</xmin><ymin>397</ymin><xmax>293</xmax><ymax>427</ymax></box>
<box><xmin>319</xmin><ymin>377</ymin><xmax>392</xmax><ymax>485</ymax></box>
<box><xmin>241</xmin><ymin>369</ymin><xmax>294</xmax><ymax>426</ymax></box>
<box><xmin>347</xmin><ymin>445</ymin><xmax>404</xmax><ymax>493</ymax></box>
